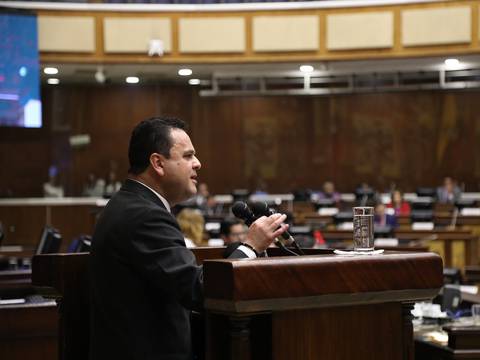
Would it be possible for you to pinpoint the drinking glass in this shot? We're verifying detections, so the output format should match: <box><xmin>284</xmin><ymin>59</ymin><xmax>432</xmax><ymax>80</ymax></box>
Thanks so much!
<box><xmin>353</xmin><ymin>206</ymin><xmax>374</xmax><ymax>251</ymax></box>
<box><xmin>472</xmin><ymin>304</ymin><xmax>480</xmax><ymax>325</ymax></box>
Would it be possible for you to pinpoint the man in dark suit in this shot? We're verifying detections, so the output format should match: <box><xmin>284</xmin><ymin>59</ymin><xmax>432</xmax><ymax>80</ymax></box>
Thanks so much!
<box><xmin>89</xmin><ymin>117</ymin><xmax>287</xmax><ymax>360</ymax></box>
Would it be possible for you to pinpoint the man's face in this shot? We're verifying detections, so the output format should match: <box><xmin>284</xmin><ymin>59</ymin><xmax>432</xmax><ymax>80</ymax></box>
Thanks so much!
<box><xmin>161</xmin><ymin>129</ymin><xmax>201</xmax><ymax>205</ymax></box>
<box><xmin>224</xmin><ymin>223</ymin><xmax>247</xmax><ymax>244</ymax></box>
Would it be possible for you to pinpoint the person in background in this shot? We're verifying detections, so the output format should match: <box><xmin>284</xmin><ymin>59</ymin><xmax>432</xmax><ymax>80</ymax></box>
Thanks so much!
<box><xmin>204</xmin><ymin>194</ymin><xmax>224</xmax><ymax>216</ymax></box>
<box><xmin>374</xmin><ymin>203</ymin><xmax>398</xmax><ymax>228</ymax></box>
<box><xmin>103</xmin><ymin>170</ymin><xmax>122</xmax><ymax>198</ymax></box>
<box><xmin>437</xmin><ymin>177</ymin><xmax>462</xmax><ymax>204</ymax></box>
<box><xmin>82</xmin><ymin>173</ymin><xmax>105</xmax><ymax>197</ymax></box>
<box><xmin>387</xmin><ymin>189</ymin><xmax>411</xmax><ymax>216</ymax></box>
<box><xmin>195</xmin><ymin>182</ymin><xmax>209</xmax><ymax>207</ymax></box>
<box><xmin>220</xmin><ymin>218</ymin><xmax>247</xmax><ymax>245</ymax></box>
<box><xmin>43</xmin><ymin>165</ymin><xmax>64</xmax><ymax>198</ymax></box>
<box><xmin>176</xmin><ymin>208</ymin><xmax>205</xmax><ymax>248</ymax></box>
<box><xmin>318</xmin><ymin>181</ymin><xmax>341</xmax><ymax>204</ymax></box>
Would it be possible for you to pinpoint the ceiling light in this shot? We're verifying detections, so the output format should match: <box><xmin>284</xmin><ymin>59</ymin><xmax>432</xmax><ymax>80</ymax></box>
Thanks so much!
<box><xmin>47</xmin><ymin>78</ymin><xmax>60</xmax><ymax>85</ymax></box>
<box><xmin>188</xmin><ymin>78</ymin><xmax>201</xmax><ymax>85</ymax></box>
<box><xmin>44</xmin><ymin>67</ymin><xmax>58</xmax><ymax>75</ymax></box>
<box><xmin>126</xmin><ymin>76</ymin><xmax>139</xmax><ymax>84</ymax></box>
<box><xmin>444</xmin><ymin>58</ymin><xmax>460</xmax><ymax>69</ymax></box>
<box><xmin>299</xmin><ymin>65</ymin><xmax>314</xmax><ymax>73</ymax></box>
<box><xmin>178</xmin><ymin>68</ymin><xmax>192</xmax><ymax>76</ymax></box>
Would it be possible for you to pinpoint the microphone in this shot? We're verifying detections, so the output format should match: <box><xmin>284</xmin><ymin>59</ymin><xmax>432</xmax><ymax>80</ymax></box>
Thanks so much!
<box><xmin>231</xmin><ymin>201</ymin><xmax>257</xmax><ymax>226</ymax></box>
<box><xmin>231</xmin><ymin>201</ymin><xmax>301</xmax><ymax>256</ymax></box>
<box><xmin>249</xmin><ymin>202</ymin><xmax>299</xmax><ymax>249</ymax></box>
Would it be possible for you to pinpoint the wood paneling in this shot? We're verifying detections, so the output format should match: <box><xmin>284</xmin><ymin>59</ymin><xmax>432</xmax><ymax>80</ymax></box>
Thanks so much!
<box><xmin>1</xmin><ymin>85</ymin><xmax>480</xmax><ymax>197</ymax></box>
<box><xmin>35</xmin><ymin>0</ymin><xmax>480</xmax><ymax>63</ymax></box>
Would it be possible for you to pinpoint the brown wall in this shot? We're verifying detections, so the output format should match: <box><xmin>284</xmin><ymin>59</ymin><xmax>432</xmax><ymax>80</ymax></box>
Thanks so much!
<box><xmin>1</xmin><ymin>84</ymin><xmax>480</xmax><ymax>197</ymax></box>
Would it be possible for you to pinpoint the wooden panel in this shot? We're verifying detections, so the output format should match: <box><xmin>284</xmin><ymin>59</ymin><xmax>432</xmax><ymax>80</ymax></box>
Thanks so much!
<box><xmin>203</xmin><ymin>252</ymin><xmax>443</xmax><ymax>301</ymax></box>
<box><xmin>178</xmin><ymin>17</ymin><xmax>245</xmax><ymax>53</ymax></box>
<box><xmin>3</xmin><ymin>87</ymin><xmax>480</xmax><ymax>197</ymax></box>
<box><xmin>273</xmin><ymin>305</ymin><xmax>402</xmax><ymax>360</ymax></box>
<box><xmin>103</xmin><ymin>17</ymin><xmax>172</xmax><ymax>53</ymax></box>
<box><xmin>0</xmin><ymin>303</ymin><xmax>58</xmax><ymax>360</ymax></box>
<box><xmin>252</xmin><ymin>15</ymin><xmax>319</xmax><ymax>52</ymax></box>
<box><xmin>38</xmin><ymin>15</ymin><xmax>95</xmax><ymax>53</ymax></box>
<box><xmin>402</xmin><ymin>6</ymin><xmax>471</xmax><ymax>47</ymax></box>
<box><xmin>327</xmin><ymin>11</ymin><xmax>394</xmax><ymax>50</ymax></box>
<box><xmin>0</xmin><ymin>206</ymin><xmax>47</xmax><ymax>247</ymax></box>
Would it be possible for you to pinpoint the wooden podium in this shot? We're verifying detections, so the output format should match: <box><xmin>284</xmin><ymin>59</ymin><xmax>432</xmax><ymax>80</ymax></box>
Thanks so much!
<box><xmin>32</xmin><ymin>249</ymin><xmax>443</xmax><ymax>360</ymax></box>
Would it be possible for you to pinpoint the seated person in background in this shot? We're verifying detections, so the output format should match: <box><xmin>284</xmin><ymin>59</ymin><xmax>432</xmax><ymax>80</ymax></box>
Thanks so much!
<box><xmin>437</xmin><ymin>177</ymin><xmax>462</xmax><ymax>204</ymax></box>
<box><xmin>220</xmin><ymin>218</ymin><xmax>247</xmax><ymax>245</ymax></box>
<box><xmin>43</xmin><ymin>165</ymin><xmax>64</xmax><ymax>198</ymax></box>
<box><xmin>252</xmin><ymin>178</ymin><xmax>268</xmax><ymax>195</ymax></box>
<box><xmin>204</xmin><ymin>194</ymin><xmax>224</xmax><ymax>216</ymax></box>
<box><xmin>176</xmin><ymin>208</ymin><xmax>205</xmax><ymax>248</ymax></box>
<box><xmin>103</xmin><ymin>170</ymin><xmax>122</xmax><ymax>198</ymax></box>
<box><xmin>195</xmin><ymin>182</ymin><xmax>210</xmax><ymax>206</ymax></box>
<box><xmin>317</xmin><ymin>181</ymin><xmax>341</xmax><ymax>204</ymax></box>
<box><xmin>374</xmin><ymin>203</ymin><xmax>398</xmax><ymax>228</ymax></box>
<box><xmin>82</xmin><ymin>173</ymin><xmax>105</xmax><ymax>197</ymax></box>
<box><xmin>387</xmin><ymin>189</ymin><xmax>411</xmax><ymax>216</ymax></box>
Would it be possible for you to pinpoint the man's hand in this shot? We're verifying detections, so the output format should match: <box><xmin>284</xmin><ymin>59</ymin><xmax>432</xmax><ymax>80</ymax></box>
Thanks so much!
<box><xmin>244</xmin><ymin>213</ymin><xmax>289</xmax><ymax>253</ymax></box>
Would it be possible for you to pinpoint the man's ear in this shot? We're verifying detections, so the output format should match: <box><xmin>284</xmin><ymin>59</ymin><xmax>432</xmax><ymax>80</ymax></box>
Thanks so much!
<box><xmin>150</xmin><ymin>153</ymin><xmax>165</xmax><ymax>176</ymax></box>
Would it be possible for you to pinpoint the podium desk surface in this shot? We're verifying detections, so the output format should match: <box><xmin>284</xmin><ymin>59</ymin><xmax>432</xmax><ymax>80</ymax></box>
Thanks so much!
<box><xmin>204</xmin><ymin>251</ymin><xmax>443</xmax><ymax>313</ymax></box>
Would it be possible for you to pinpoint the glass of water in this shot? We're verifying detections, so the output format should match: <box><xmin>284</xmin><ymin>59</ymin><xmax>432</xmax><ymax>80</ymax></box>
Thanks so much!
<box><xmin>472</xmin><ymin>304</ymin><xmax>480</xmax><ymax>325</ymax></box>
<box><xmin>353</xmin><ymin>207</ymin><xmax>374</xmax><ymax>251</ymax></box>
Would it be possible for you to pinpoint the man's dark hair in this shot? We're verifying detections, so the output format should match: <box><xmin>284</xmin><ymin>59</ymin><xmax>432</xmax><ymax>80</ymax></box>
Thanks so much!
<box><xmin>219</xmin><ymin>218</ymin><xmax>243</xmax><ymax>237</ymax></box>
<box><xmin>128</xmin><ymin>117</ymin><xmax>187</xmax><ymax>175</ymax></box>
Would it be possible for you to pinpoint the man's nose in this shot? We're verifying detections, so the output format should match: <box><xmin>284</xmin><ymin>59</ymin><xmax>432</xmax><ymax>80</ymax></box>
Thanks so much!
<box><xmin>193</xmin><ymin>156</ymin><xmax>201</xmax><ymax>170</ymax></box>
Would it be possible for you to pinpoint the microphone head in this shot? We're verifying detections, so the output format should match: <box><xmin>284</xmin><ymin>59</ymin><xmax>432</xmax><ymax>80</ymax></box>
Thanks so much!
<box><xmin>249</xmin><ymin>201</ymin><xmax>274</xmax><ymax>217</ymax></box>
<box><xmin>231</xmin><ymin>201</ymin><xmax>256</xmax><ymax>225</ymax></box>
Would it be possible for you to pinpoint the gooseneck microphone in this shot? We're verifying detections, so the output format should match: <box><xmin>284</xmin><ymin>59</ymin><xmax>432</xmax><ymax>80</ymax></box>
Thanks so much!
<box><xmin>231</xmin><ymin>201</ymin><xmax>301</xmax><ymax>256</ymax></box>
<box><xmin>249</xmin><ymin>202</ymin><xmax>295</xmax><ymax>245</ymax></box>
<box><xmin>231</xmin><ymin>201</ymin><xmax>256</xmax><ymax>226</ymax></box>
<box><xmin>249</xmin><ymin>201</ymin><xmax>304</xmax><ymax>255</ymax></box>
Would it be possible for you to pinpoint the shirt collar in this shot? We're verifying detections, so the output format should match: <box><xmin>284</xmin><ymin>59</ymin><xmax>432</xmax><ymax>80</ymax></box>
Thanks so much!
<box><xmin>129</xmin><ymin>178</ymin><xmax>171</xmax><ymax>213</ymax></box>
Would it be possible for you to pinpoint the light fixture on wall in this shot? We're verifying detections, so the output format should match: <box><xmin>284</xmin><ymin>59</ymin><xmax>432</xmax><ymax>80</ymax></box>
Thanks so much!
<box><xmin>178</xmin><ymin>68</ymin><xmax>192</xmax><ymax>76</ymax></box>
<box><xmin>188</xmin><ymin>79</ymin><xmax>201</xmax><ymax>85</ymax></box>
<box><xmin>95</xmin><ymin>66</ymin><xmax>106</xmax><ymax>84</ymax></box>
<box><xmin>126</xmin><ymin>76</ymin><xmax>140</xmax><ymax>84</ymax></box>
<box><xmin>148</xmin><ymin>39</ymin><xmax>164</xmax><ymax>57</ymax></box>
<box><xmin>299</xmin><ymin>65</ymin><xmax>314</xmax><ymax>73</ymax></box>
<box><xmin>444</xmin><ymin>58</ymin><xmax>460</xmax><ymax>69</ymax></box>
<box><xmin>44</xmin><ymin>67</ymin><xmax>58</xmax><ymax>75</ymax></box>
<box><xmin>47</xmin><ymin>78</ymin><xmax>60</xmax><ymax>85</ymax></box>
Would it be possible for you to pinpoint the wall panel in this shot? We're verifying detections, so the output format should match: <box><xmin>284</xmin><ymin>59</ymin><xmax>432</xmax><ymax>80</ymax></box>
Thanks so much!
<box><xmin>2</xmin><ymin>86</ymin><xmax>480</xmax><ymax>197</ymax></box>
<box><xmin>402</xmin><ymin>6</ymin><xmax>471</xmax><ymax>46</ymax></box>
<box><xmin>38</xmin><ymin>16</ymin><xmax>96</xmax><ymax>53</ymax></box>
<box><xmin>252</xmin><ymin>15</ymin><xmax>319</xmax><ymax>52</ymax></box>
<box><xmin>103</xmin><ymin>17</ymin><xmax>172</xmax><ymax>53</ymax></box>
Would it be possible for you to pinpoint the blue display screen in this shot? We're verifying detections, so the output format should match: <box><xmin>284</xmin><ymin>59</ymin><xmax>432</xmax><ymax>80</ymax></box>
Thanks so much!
<box><xmin>0</xmin><ymin>11</ymin><xmax>41</xmax><ymax>128</ymax></box>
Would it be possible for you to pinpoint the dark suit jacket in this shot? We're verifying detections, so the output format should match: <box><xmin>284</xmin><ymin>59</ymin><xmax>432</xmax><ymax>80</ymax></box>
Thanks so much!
<box><xmin>90</xmin><ymin>179</ymin><xmax>247</xmax><ymax>360</ymax></box>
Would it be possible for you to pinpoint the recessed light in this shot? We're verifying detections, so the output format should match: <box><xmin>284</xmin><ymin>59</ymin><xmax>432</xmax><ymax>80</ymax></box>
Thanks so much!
<box><xmin>444</xmin><ymin>58</ymin><xmax>460</xmax><ymax>68</ymax></box>
<box><xmin>126</xmin><ymin>76</ymin><xmax>139</xmax><ymax>84</ymax></box>
<box><xmin>299</xmin><ymin>65</ymin><xmax>314</xmax><ymax>73</ymax></box>
<box><xmin>44</xmin><ymin>67</ymin><xmax>58</xmax><ymax>75</ymax></box>
<box><xmin>188</xmin><ymin>78</ymin><xmax>201</xmax><ymax>85</ymax></box>
<box><xmin>178</xmin><ymin>68</ymin><xmax>193</xmax><ymax>76</ymax></box>
<box><xmin>47</xmin><ymin>78</ymin><xmax>60</xmax><ymax>85</ymax></box>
